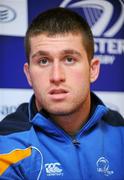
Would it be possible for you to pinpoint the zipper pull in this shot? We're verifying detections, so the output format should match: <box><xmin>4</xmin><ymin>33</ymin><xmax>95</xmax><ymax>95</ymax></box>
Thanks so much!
<box><xmin>72</xmin><ymin>139</ymin><xmax>80</xmax><ymax>147</ymax></box>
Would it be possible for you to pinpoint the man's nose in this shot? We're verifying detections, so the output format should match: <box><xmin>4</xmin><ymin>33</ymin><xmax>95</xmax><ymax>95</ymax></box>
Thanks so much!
<box><xmin>50</xmin><ymin>61</ymin><xmax>65</xmax><ymax>84</ymax></box>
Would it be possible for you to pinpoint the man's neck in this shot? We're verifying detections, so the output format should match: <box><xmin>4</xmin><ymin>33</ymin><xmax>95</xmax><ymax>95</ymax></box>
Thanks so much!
<box><xmin>49</xmin><ymin>99</ymin><xmax>91</xmax><ymax>136</ymax></box>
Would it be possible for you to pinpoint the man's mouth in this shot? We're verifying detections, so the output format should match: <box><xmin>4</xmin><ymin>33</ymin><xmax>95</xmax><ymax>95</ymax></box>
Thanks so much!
<box><xmin>48</xmin><ymin>88</ymin><xmax>69</xmax><ymax>100</ymax></box>
<box><xmin>49</xmin><ymin>89</ymin><xmax>68</xmax><ymax>95</ymax></box>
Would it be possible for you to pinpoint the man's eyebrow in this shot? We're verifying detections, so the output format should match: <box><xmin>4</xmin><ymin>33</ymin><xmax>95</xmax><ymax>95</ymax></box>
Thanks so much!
<box><xmin>31</xmin><ymin>49</ymin><xmax>82</xmax><ymax>59</ymax></box>
<box><xmin>31</xmin><ymin>51</ymin><xmax>50</xmax><ymax>59</ymax></box>
<box><xmin>62</xmin><ymin>49</ymin><xmax>82</xmax><ymax>57</ymax></box>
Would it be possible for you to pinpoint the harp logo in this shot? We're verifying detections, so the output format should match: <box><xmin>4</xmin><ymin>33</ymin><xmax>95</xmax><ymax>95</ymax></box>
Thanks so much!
<box><xmin>60</xmin><ymin>0</ymin><xmax>124</xmax><ymax>64</ymax></box>
<box><xmin>96</xmin><ymin>157</ymin><xmax>114</xmax><ymax>176</ymax></box>
<box><xmin>60</xmin><ymin>0</ymin><xmax>124</xmax><ymax>37</ymax></box>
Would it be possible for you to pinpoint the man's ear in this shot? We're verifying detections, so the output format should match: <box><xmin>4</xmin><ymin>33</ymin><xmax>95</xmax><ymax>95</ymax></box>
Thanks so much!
<box><xmin>23</xmin><ymin>63</ymin><xmax>32</xmax><ymax>86</ymax></box>
<box><xmin>90</xmin><ymin>58</ymin><xmax>100</xmax><ymax>83</ymax></box>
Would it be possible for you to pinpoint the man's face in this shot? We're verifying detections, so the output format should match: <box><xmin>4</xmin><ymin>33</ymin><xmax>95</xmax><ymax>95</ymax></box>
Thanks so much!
<box><xmin>24</xmin><ymin>33</ymin><xmax>99</xmax><ymax>116</ymax></box>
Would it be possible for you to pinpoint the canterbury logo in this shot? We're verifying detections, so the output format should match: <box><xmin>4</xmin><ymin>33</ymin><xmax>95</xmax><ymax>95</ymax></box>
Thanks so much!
<box><xmin>45</xmin><ymin>162</ymin><xmax>63</xmax><ymax>176</ymax></box>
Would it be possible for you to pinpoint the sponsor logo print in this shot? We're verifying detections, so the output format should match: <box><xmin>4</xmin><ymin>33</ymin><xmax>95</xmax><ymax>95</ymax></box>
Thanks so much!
<box><xmin>0</xmin><ymin>5</ymin><xmax>16</xmax><ymax>23</ymax></box>
<box><xmin>60</xmin><ymin>0</ymin><xmax>124</xmax><ymax>64</ymax></box>
<box><xmin>0</xmin><ymin>105</ymin><xmax>17</xmax><ymax>121</ymax></box>
<box><xmin>45</xmin><ymin>162</ymin><xmax>63</xmax><ymax>176</ymax></box>
<box><xmin>96</xmin><ymin>157</ymin><xmax>114</xmax><ymax>176</ymax></box>
<box><xmin>0</xmin><ymin>0</ymin><xmax>28</xmax><ymax>36</ymax></box>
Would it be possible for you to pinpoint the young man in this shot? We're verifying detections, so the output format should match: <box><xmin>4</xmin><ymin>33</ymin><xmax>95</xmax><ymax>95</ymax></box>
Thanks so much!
<box><xmin>0</xmin><ymin>7</ymin><xmax>124</xmax><ymax>179</ymax></box>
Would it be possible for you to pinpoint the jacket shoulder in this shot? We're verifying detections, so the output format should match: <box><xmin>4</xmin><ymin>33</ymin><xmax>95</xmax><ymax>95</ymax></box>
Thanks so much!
<box><xmin>103</xmin><ymin>109</ymin><xmax>124</xmax><ymax>126</ymax></box>
<box><xmin>0</xmin><ymin>103</ymin><xmax>32</xmax><ymax>135</ymax></box>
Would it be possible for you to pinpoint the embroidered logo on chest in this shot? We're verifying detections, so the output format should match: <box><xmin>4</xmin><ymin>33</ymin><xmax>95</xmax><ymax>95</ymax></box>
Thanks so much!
<box><xmin>45</xmin><ymin>162</ymin><xmax>63</xmax><ymax>176</ymax></box>
<box><xmin>96</xmin><ymin>157</ymin><xmax>114</xmax><ymax>176</ymax></box>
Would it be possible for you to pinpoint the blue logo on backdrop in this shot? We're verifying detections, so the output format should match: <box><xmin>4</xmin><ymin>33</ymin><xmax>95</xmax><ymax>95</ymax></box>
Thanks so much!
<box><xmin>0</xmin><ymin>5</ymin><xmax>16</xmax><ymax>23</ymax></box>
<box><xmin>60</xmin><ymin>0</ymin><xmax>124</xmax><ymax>37</ymax></box>
<box><xmin>60</xmin><ymin>0</ymin><xmax>124</xmax><ymax>64</ymax></box>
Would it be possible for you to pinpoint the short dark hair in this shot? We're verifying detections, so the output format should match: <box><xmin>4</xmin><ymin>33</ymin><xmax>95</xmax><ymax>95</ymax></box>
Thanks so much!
<box><xmin>25</xmin><ymin>7</ymin><xmax>94</xmax><ymax>63</ymax></box>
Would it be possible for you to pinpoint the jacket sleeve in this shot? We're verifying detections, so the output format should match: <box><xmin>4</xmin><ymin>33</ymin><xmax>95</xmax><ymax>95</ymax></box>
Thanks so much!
<box><xmin>0</xmin><ymin>146</ymin><xmax>32</xmax><ymax>179</ymax></box>
<box><xmin>0</xmin><ymin>141</ymin><xmax>43</xmax><ymax>179</ymax></box>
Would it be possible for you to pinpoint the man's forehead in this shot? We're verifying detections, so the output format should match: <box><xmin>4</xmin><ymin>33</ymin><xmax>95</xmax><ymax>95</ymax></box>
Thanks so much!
<box><xmin>29</xmin><ymin>32</ymin><xmax>85</xmax><ymax>58</ymax></box>
<box><xmin>30</xmin><ymin>33</ymin><xmax>84</xmax><ymax>50</ymax></box>
<box><xmin>30</xmin><ymin>32</ymin><xmax>83</xmax><ymax>41</ymax></box>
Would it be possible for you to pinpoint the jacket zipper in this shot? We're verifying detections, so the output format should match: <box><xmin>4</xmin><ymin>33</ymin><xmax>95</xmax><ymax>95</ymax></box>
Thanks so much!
<box><xmin>72</xmin><ymin>138</ymin><xmax>85</xmax><ymax>180</ymax></box>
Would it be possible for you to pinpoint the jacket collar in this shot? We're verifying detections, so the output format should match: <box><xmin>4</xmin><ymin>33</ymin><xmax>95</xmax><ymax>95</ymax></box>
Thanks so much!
<box><xmin>30</xmin><ymin>92</ymin><xmax>108</xmax><ymax>138</ymax></box>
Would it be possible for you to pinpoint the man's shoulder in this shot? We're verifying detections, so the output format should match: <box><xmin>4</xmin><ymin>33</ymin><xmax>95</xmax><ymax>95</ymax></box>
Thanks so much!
<box><xmin>0</xmin><ymin>103</ymin><xmax>32</xmax><ymax>135</ymax></box>
<box><xmin>103</xmin><ymin>108</ymin><xmax>124</xmax><ymax>126</ymax></box>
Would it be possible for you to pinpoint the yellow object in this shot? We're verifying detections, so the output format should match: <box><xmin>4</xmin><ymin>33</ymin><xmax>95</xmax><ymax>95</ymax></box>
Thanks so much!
<box><xmin>0</xmin><ymin>147</ymin><xmax>31</xmax><ymax>175</ymax></box>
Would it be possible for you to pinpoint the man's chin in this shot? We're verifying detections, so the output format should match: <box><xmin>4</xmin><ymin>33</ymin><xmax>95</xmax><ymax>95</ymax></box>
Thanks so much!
<box><xmin>44</xmin><ymin>107</ymin><xmax>77</xmax><ymax>117</ymax></box>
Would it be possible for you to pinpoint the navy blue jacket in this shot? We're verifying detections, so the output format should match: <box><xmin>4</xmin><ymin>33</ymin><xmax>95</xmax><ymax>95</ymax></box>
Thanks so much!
<box><xmin>0</xmin><ymin>93</ymin><xmax>124</xmax><ymax>180</ymax></box>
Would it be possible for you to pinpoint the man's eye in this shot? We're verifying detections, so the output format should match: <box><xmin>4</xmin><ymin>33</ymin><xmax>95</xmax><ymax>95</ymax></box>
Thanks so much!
<box><xmin>65</xmin><ymin>57</ymin><xmax>75</xmax><ymax>64</ymax></box>
<box><xmin>39</xmin><ymin>58</ymin><xmax>49</xmax><ymax>65</ymax></box>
